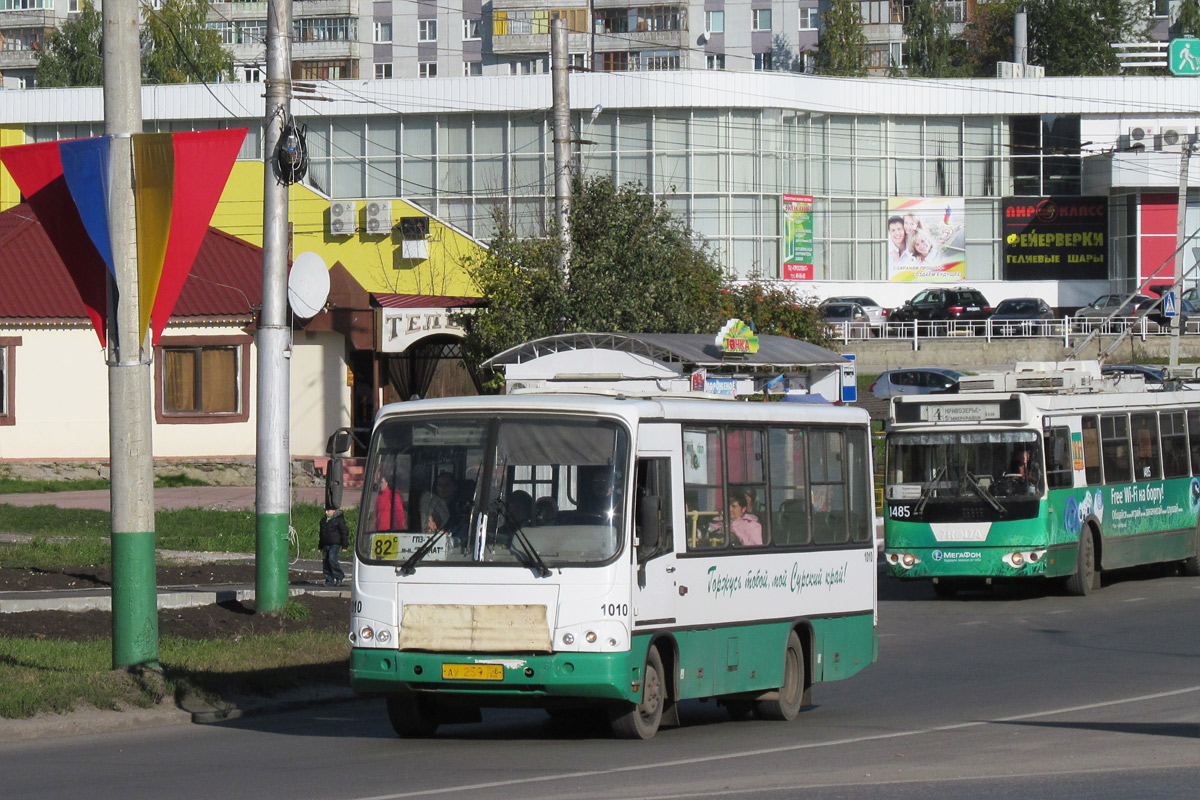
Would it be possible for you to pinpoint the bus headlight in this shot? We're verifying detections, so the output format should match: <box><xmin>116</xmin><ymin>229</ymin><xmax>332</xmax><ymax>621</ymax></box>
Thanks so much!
<box><xmin>1010</xmin><ymin>551</ymin><xmax>1025</xmax><ymax>568</ymax></box>
<box><xmin>359</xmin><ymin>625</ymin><xmax>375</xmax><ymax>641</ymax></box>
<box><xmin>900</xmin><ymin>553</ymin><xmax>920</xmax><ymax>568</ymax></box>
<box><xmin>585</xmin><ymin>631</ymin><xmax>597</xmax><ymax>644</ymax></box>
<box><xmin>562</xmin><ymin>633</ymin><xmax>575</xmax><ymax>645</ymax></box>
<box><xmin>1002</xmin><ymin>550</ymin><xmax>1046</xmax><ymax>569</ymax></box>
<box><xmin>376</xmin><ymin>629</ymin><xmax>392</xmax><ymax>644</ymax></box>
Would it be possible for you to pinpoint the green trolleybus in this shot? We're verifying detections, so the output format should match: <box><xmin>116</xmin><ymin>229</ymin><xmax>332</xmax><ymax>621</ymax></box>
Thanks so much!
<box><xmin>883</xmin><ymin>362</ymin><xmax>1200</xmax><ymax>597</ymax></box>
<box><xmin>346</xmin><ymin>392</ymin><xmax>877</xmax><ymax>739</ymax></box>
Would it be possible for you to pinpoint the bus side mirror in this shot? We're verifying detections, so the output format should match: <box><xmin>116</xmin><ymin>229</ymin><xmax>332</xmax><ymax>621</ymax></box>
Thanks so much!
<box><xmin>637</xmin><ymin>495</ymin><xmax>661</xmax><ymax>552</ymax></box>
<box><xmin>327</xmin><ymin>429</ymin><xmax>353</xmax><ymax>456</ymax></box>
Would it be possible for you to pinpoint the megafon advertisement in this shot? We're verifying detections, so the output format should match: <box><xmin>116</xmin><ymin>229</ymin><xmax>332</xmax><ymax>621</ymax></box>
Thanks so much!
<box><xmin>1002</xmin><ymin>197</ymin><xmax>1107</xmax><ymax>281</ymax></box>
<box><xmin>782</xmin><ymin>194</ymin><xmax>814</xmax><ymax>280</ymax></box>
<box><xmin>887</xmin><ymin>197</ymin><xmax>966</xmax><ymax>282</ymax></box>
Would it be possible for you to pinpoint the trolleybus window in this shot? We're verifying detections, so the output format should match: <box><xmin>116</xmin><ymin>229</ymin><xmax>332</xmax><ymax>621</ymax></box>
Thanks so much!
<box><xmin>1189</xmin><ymin>409</ymin><xmax>1200</xmax><ymax>475</ymax></box>
<box><xmin>1131</xmin><ymin>412</ymin><xmax>1161</xmax><ymax>482</ymax></box>
<box><xmin>1044</xmin><ymin>426</ymin><xmax>1074</xmax><ymax>489</ymax></box>
<box><xmin>1100</xmin><ymin>414</ymin><xmax>1132</xmax><ymax>484</ymax></box>
<box><xmin>1082</xmin><ymin>415</ymin><xmax>1103</xmax><ymax>485</ymax></box>
<box><xmin>768</xmin><ymin>427</ymin><xmax>809</xmax><ymax>546</ymax></box>
<box><xmin>1162</xmin><ymin>411</ymin><xmax>1190</xmax><ymax>479</ymax></box>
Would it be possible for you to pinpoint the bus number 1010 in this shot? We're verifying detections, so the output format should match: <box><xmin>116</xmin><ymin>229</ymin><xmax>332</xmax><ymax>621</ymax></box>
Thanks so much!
<box><xmin>600</xmin><ymin>603</ymin><xmax>629</xmax><ymax>617</ymax></box>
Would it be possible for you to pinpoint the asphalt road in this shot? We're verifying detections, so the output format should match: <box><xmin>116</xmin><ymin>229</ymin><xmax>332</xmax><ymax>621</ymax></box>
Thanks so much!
<box><xmin>4</xmin><ymin>566</ymin><xmax>1197</xmax><ymax>800</ymax></box>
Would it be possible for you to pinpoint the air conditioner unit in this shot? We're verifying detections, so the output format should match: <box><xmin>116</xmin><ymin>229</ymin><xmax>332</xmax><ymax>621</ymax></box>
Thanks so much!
<box><xmin>399</xmin><ymin>215</ymin><xmax>430</xmax><ymax>239</ymax></box>
<box><xmin>401</xmin><ymin>239</ymin><xmax>430</xmax><ymax>260</ymax></box>
<box><xmin>329</xmin><ymin>200</ymin><xmax>357</xmax><ymax>236</ymax></box>
<box><xmin>364</xmin><ymin>200</ymin><xmax>392</xmax><ymax>235</ymax></box>
<box><xmin>1128</xmin><ymin>126</ymin><xmax>1151</xmax><ymax>151</ymax></box>
<box><xmin>1161</xmin><ymin>128</ymin><xmax>1182</xmax><ymax>147</ymax></box>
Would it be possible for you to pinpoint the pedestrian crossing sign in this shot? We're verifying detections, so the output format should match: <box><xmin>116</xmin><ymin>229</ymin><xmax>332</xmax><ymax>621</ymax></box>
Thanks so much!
<box><xmin>1163</xmin><ymin>290</ymin><xmax>1178</xmax><ymax>318</ymax></box>
<box><xmin>1170</xmin><ymin>38</ymin><xmax>1200</xmax><ymax>77</ymax></box>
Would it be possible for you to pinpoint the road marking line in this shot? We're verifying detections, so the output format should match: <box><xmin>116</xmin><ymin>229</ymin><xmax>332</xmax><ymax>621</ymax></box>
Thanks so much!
<box><xmin>348</xmin><ymin>686</ymin><xmax>1200</xmax><ymax>800</ymax></box>
<box><xmin>1122</xmin><ymin>597</ymin><xmax>1146</xmax><ymax>603</ymax></box>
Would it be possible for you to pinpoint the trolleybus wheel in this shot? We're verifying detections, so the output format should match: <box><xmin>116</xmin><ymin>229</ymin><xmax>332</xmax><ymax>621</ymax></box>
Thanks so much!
<box><xmin>755</xmin><ymin>630</ymin><xmax>804</xmax><ymax>721</ymax></box>
<box><xmin>1183</xmin><ymin>526</ymin><xmax>1200</xmax><ymax>578</ymax></box>
<box><xmin>1066</xmin><ymin>531</ymin><xmax>1095</xmax><ymax>597</ymax></box>
<box><xmin>608</xmin><ymin>646</ymin><xmax>665</xmax><ymax>739</ymax></box>
<box><xmin>386</xmin><ymin>694</ymin><xmax>439</xmax><ymax>737</ymax></box>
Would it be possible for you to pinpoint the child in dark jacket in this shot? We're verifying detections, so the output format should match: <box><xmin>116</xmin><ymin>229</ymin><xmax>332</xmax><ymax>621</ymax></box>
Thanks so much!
<box><xmin>319</xmin><ymin>504</ymin><xmax>350</xmax><ymax>586</ymax></box>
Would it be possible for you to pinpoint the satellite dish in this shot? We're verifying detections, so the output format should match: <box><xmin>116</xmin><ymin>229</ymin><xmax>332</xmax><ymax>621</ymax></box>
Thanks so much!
<box><xmin>288</xmin><ymin>251</ymin><xmax>330</xmax><ymax>319</ymax></box>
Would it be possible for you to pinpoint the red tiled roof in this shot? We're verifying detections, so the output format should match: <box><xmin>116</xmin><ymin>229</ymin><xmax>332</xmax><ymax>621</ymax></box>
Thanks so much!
<box><xmin>374</xmin><ymin>293</ymin><xmax>482</xmax><ymax>309</ymax></box>
<box><xmin>0</xmin><ymin>203</ymin><xmax>263</xmax><ymax>321</ymax></box>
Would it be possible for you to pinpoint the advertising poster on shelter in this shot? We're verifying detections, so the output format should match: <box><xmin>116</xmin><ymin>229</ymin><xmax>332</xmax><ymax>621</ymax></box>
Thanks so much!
<box><xmin>782</xmin><ymin>194</ymin><xmax>814</xmax><ymax>280</ymax></box>
<box><xmin>1002</xmin><ymin>197</ymin><xmax>1107</xmax><ymax>281</ymax></box>
<box><xmin>887</xmin><ymin>197</ymin><xmax>966</xmax><ymax>282</ymax></box>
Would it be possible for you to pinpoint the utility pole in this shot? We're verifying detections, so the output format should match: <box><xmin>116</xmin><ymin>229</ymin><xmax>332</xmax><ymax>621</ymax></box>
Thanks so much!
<box><xmin>1170</xmin><ymin>137</ymin><xmax>1195</xmax><ymax>368</ymax></box>
<box><xmin>552</xmin><ymin>18</ymin><xmax>572</xmax><ymax>286</ymax></box>
<box><xmin>1014</xmin><ymin>7</ymin><xmax>1028</xmax><ymax>66</ymax></box>
<box><xmin>104</xmin><ymin>0</ymin><xmax>157</xmax><ymax>670</ymax></box>
<box><xmin>256</xmin><ymin>0</ymin><xmax>293</xmax><ymax>613</ymax></box>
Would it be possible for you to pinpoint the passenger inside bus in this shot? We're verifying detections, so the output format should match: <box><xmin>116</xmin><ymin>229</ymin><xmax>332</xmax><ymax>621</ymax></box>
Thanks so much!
<box><xmin>707</xmin><ymin>487</ymin><xmax>763</xmax><ymax>546</ymax></box>
<box><xmin>535</xmin><ymin>496</ymin><xmax>557</xmax><ymax>525</ymax></box>
<box><xmin>374</xmin><ymin>475</ymin><xmax>406</xmax><ymax>531</ymax></box>
<box><xmin>420</xmin><ymin>471</ymin><xmax>457</xmax><ymax>533</ymax></box>
<box><xmin>498</xmin><ymin>490</ymin><xmax>534</xmax><ymax>547</ymax></box>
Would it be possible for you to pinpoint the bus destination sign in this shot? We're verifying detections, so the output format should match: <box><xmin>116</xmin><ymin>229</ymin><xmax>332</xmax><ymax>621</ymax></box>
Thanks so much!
<box><xmin>918</xmin><ymin>403</ymin><xmax>1002</xmax><ymax>423</ymax></box>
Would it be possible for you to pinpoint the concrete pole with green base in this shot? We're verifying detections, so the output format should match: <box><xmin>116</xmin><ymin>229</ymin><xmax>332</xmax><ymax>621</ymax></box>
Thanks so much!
<box><xmin>255</xmin><ymin>0</ymin><xmax>294</xmax><ymax>613</ymax></box>
<box><xmin>104</xmin><ymin>0</ymin><xmax>157</xmax><ymax>669</ymax></box>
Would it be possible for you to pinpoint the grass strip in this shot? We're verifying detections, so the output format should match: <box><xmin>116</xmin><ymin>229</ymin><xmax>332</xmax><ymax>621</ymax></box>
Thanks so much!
<box><xmin>0</xmin><ymin>630</ymin><xmax>349</xmax><ymax>720</ymax></box>
<box><xmin>0</xmin><ymin>474</ymin><xmax>209</xmax><ymax>495</ymax></box>
<box><xmin>0</xmin><ymin>503</ymin><xmax>360</xmax><ymax>568</ymax></box>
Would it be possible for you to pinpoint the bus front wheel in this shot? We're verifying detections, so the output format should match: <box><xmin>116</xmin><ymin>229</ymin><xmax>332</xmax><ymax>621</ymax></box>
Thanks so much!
<box><xmin>1066</xmin><ymin>532</ymin><xmax>1096</xmax><ymax>596</ymax></box>
<box><xmin>386</xmin><ymin>694</ymin><xmax>439</xmax><ymax>737</ymax></box>
<box><xmin>755</xmin><ymin>630</ymin><xmax>805</xmax><ymax>721</ymax></box>
<box><xmin>609</xmin><ymin>647</ymin><xmax>665</xmax><ymax>739</ymax></box>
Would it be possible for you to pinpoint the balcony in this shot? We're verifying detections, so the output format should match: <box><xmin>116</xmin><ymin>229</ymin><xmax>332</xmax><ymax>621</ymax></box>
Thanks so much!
<box><xmin>592</xmin><ymin>28</ymin><xmax>688</xmax><ymax>53</ymax></box>
<box><xmin>491</xmin><ymin>31</ymin><xmax>591</xmax><ymax>55</ymax></box>
<box><xmin>0</xmin><ymin>10</ymin><xmax>56</xmax><ymax>27</ymax></box>
<box><xmin>0</xmin><ymin>48</ymin><xmax>37</xmax><ymax>69</ymax></box>
<box><xmin>293</xmin><ymin>0</ymin><xmax>359</xmax><ymax>18</ymax></box>
<box><xmin>292</xmin><ymin>38</ymin><xmax>359</xmax><ymax>61</ymax></box>
<box><xmin>491</xmin><ymin>0</ymin><xmax>586</xmax><ymax>10</ymax></box>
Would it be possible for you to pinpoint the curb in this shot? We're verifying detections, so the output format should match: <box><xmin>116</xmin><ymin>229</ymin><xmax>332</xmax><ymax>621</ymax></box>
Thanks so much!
<box><xmin>187</xmin><ymin>686</ymin><xmax>360</xmax><ymax>724</ymax></box>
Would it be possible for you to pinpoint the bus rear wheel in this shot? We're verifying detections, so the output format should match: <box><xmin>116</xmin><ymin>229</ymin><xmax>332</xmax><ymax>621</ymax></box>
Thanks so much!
<box><xmin>609</xmin><ymin>646</ymin><xmax>665</xmax><ymax>739</ymax></box>
<box><xmin>386</xmin><ymin>694</ymin><xmax>439</xmax><ymax>737</ymax></box>
<box><xmin>1066</xmin><ymin>532</ymin><xmax>1095</xmax><ymax>596</ymax></box>
<box><xmin>755</xmin><ymin>630</ymin><xmax>804</xmax><ymax>721</ymax></box>
<box><xmin>1183</xmin><ymin>527</ymin><xmax>1200</xmax><ymax>578</ymax></box>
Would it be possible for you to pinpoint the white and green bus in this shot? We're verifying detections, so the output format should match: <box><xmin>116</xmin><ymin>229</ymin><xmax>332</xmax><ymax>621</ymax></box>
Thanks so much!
<box><xmin>347</xmin><ymin>392</ymin><xmax>877</xmax><ymax>739</ymax></box>
<box><xmin>884</xmin><ymin>363</ymin><xmax>1200</xmax><ymax>597</ymax></box>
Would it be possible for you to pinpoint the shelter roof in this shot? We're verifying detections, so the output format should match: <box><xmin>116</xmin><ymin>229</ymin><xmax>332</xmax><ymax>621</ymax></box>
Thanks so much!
<box><xmin>483</xmin><ymin>332</ymin><xmax>845</xmax><ymax>371</ymax></box>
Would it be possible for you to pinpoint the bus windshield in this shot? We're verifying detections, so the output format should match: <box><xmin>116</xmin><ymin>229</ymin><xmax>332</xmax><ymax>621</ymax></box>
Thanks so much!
<box><xmin>359</xmin><ymin>414</ymin><xmax>629</xmax><ymax>569</ymax></box>
<box><xmin>886</xmin><ymin>430</ymin><xmax>1043</xmax><ymax>522</ymax></box>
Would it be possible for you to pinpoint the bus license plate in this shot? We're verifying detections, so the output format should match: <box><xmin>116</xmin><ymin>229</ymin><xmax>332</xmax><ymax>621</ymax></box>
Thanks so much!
<box><xmin>442</xmin><ymin>663</ymin><xmax>504</xmax><ymax>681</ymax></box>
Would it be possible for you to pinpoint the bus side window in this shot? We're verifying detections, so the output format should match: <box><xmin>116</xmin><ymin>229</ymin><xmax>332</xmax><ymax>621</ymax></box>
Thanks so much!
<box><xmin>635</xmin><ymin>457</ymin><xmax>673</xmax><ymax>559</ymax></box>
<box><xmin>769</xmin><ymin>427</ymin><xmax>810</xmax><ymax>546</ymax></box>
<box><xmin>684</xmin><ymin>427</ymin><xmax>726</xmax><ymax>550</ymax></box>
<box><xmin>1044</xmin><ymin>427</ymin><xmax>1074</xmax><ymax>489</ymax></box>
<box><xmin>1081</xmin><ymin>415</ymin><xmax>1103</xmax><ymax>486</ymax></box>
<box><xmin>810</xmin><ymin>429</ymin><xmax>849</xmax><ymax>545</ymax></box>
<box><xmin>1100</xmin><ymin>414</ymin><xmax>1132</xmax><ymax>485</ymax></box>
<box><xmin>1189</xmin><ymin>409</ymin><xmax>1200</xmax><ymax>476</ymax></box>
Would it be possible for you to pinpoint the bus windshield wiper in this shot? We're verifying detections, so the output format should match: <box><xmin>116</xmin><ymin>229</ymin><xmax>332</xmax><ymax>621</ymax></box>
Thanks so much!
<box><xmin>913</xmin><ymin>465</ymin><xmax>946</xmax><ymax>516</ymax></box>
<box><xmin>495</xmin><ymin>499</ymin><xmax>551</xmax><ymax>578</ymax></box>
<box><xmin>399</xmin><ymin>528</ymin><xmax>447</xmax><ymax>576</ymax></box>
<box><xmin>963</xmin><ymin>470</ymin><xmax>1006</xmax><ymax>515</ymax></box>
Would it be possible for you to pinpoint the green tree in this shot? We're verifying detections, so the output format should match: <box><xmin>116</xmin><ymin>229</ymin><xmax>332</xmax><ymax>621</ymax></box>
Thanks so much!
<box><xmin>903</xmin><ymin>0</ymin><xmax>964</xmax><ymax>77</ymax></box>
<box><xmin>141</xmin><ymin>0</ymin><xmax>234</xmax><ymax>84</ymax></box>
<box><xmin>1178</xmin><ymin>0</ymin><xmax>1200</xmax><ymax>38</ymax></box>
<box><xmin>458</xmin><ymin>177</ymin><xmax>827</xmax><ymax>383</ymax></box>
<box><xmin>1025</xmin><ymin>0</ymin><xmax>1148</xmax><ymax>76</ymax></box>
<box><xmin>34</xmin><ymin>0</ymin><xmax>103</xmax><ymax>88</ymax></box>
<box><xmin>816</xmin><ymin>0</ymin><xmax>869</xmax><ymax>76</ymax></box>
<box><xmin>962</xmin><ymin>0</ymin><xmax>1018</xmax><ymax>77</ymax></box>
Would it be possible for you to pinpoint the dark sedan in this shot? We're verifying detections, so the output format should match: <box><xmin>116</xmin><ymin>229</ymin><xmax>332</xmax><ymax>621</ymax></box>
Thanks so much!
<box><xmin>989</xmin><ymin>297</ymin><xmax>1056</xmax><ymax>336</ymax></box>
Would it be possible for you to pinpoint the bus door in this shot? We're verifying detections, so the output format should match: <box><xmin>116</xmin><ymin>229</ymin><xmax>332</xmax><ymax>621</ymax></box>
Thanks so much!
<box><xmin>632</xmin><ymin>425</ymin><xmax>680</xmax><ymax>628</ymax></box>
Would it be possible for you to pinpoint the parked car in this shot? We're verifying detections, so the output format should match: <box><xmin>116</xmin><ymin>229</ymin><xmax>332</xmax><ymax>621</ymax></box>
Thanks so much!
<box><xmin>820</xmin><ymin>296</ymin><xmax>888</xmax><ymax>329</ymax></box>
<box><xmin>989</xmin><ymin>297</ymin><xmax>1056</xmax><ymax>336</ymax></box>
<box><xmin>820</xmin><ymin>302</ymin><xmax>871</xmax><ymax>334</ymax></box>
<box><xmin>869</xmin><ymin>368</ymin><xmax>964</xmax><ymax>399</ymax></box>
<box><xmin>1072</xmin><ymin>293</ymin><xmax>1153</xmax><ymax>327</ymax></box>
<box><xmin>1101</xmin><ymin>364</ymin><xmax>1167</xmax><ymax>384</ymax></box>
<box><xmin>1143</xmin><ymin>285</ymin><xmax>1196</xmax><ymax>328</ymax></box>
<box><xmin>888</xmin><ymin>288</ymin><xmax>993</xmax><ymax>328</ymax></box>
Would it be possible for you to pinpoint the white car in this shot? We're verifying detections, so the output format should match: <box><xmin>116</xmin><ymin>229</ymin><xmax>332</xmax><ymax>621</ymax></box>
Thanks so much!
<box><xmin>820</xmin><ymin>296</ymin><xmax>887</xmax><ymax>329</ymax></box>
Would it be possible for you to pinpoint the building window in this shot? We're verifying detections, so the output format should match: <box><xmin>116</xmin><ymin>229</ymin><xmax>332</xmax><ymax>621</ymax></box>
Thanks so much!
<box><xmin>510</xmin><ymin>58</ymin><xmax>541</xmax><ymax>74</ymax></box>
<box><xmin>0</xmin><ymin>28</ymin><xmax>42</xmax><ymax>52</ymax></box>
<box><xmin>155</xmin><ymin>338</ymin><xmax>250</xmax><ymax>424</ymax></box>
<box><xmin>1152</xmin><ymin>0</ymin><xmax>1170</xmax><ymax>16</ymax></box>
<box><xmin>242</xmin><ymin>66</ymin><xmax>262</xmax><ymax>82</ymax></box>
<box><xmin>707</xmin><ymin>53</ymin><xmax>725</xmax><ymax>70</ymax></box>
<box><xmin>0</xmin><ymin>337</ymin><xmax>17</xmax><ymax>426</ymax></box>
<box><xmin>419</xmin><ymin>19</ymin><xmax>438</xmax><ymax>42</ymax></box>
<box><xmin>752</xmin><ymin>9</ymin><xmax>772</xmax><ymax>31</ymax></box>
<box><xmin>800</xmin><ymin>8</ymin><xmax>818</xmax><ymax>30</ymax></box>
<box><xmin>375</xmin><ymin>62</ymin><xmax>392</xmax><ymax>79</ymax></box>
<box><xmin>754</xmin><ymin>51</ymin><xmax>773</xmax><ymax>70</ymax></box>
<box><xmin>464</xmin><ymin>60</ymin><xmax>482</xmax><ymax>76</ymax></box>
<box><xmin>705</xmin><ymin>10</ymin><xmax>724</xmax><ymax>34</ymax></box>
<box><xmin>373</xmin><ymin>21</ymin><xmax>392</xmax><ymax>43</ymax></box>
<box><xmin>68</xmin><ymin>0</ymin><xmax>80</xmax><ymax>12</ymax></box>
<box><xmin>799</xmin><ymin>51</ymin><xmax>815</xmax><ymax>73</ymax></box>
<box><xmin>463</xmin><ymin>17</ymin><xmax>481</xmax><ymax>40</ymax></box>
<box><xmin>2</xmin><ymin>0</ymin><xmax>53</xmax><ymax>9</ymax></box>
<box><xmin>419</xmin><ymin>61</ymin><xmax>438</xmax><ymax>78</ymax></box>
<box><xmin>569</xmin><ymin>52</ymin><xmax>586</xmax><ymax>68</ymax></box>
<box><xmin>293</xmin><ymin>59</ymin><xmax>356</xmax><ymax>79</ymax></box>
<box><xmin>600</xmin><ymin>51</ymin><xmax>629</xmax><ymax>71</ymax></box>
<box><xmin>292</xmin><ymin>17</ymin><xmax>357</xmax><ymax>43</ymax></box>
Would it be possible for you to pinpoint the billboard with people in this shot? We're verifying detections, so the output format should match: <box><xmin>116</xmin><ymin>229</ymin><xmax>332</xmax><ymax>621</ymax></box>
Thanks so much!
<box><xmin>887</xmin><ymin>197</ymin><xmax>966</xmax><ymax>282</ymax></box>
